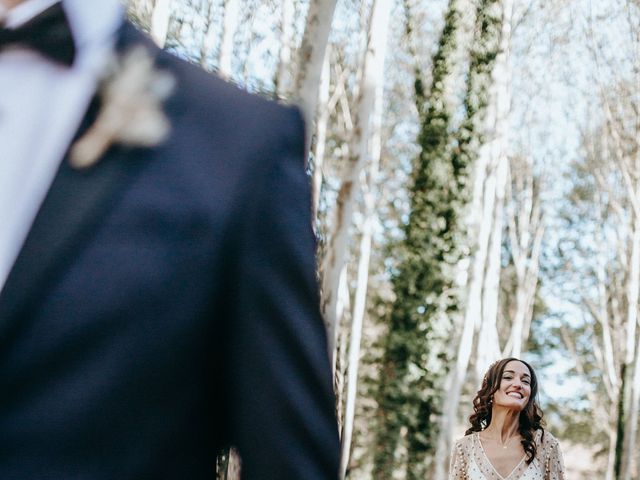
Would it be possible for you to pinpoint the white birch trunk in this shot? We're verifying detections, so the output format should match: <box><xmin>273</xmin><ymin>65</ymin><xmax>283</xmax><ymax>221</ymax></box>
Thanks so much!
<box><xmin>475</xmin><ymin>0</ymin><xmax>513</xmax><ymax>378</ymax></box>
<box><xmin>276</xmin><ymin>0</ymin><xmax>295</xmax><ymax>97</ymax></box>
<box><xmin>504</xmin><ymin>160</ymin><xmax>545</xmax><ymax>359</ymax></box>
<box><xmin>218</xmin><ymin>0</ymin><xmax>241</xmax><ymax>79</ymax></box>
<box><xmin>128</xmin><ymin>0</ymin><xmax>153</xmax><ymax>25</ymax></box>
<box><xmin>519</xmin><ymin>262</ymin><xmax>540</xmax><ymax>351</ymax></box>
<box><xmin>625</xmin><ymin>219</ymin><xmax>639</xmax><ymax>367</ymax></box>
<box><xmin>508</xmin><ymin>291</ymin><xmax>526</xmax><ymax>357</ymax></box>
<box><xmin>588</xmin><ymin>60</ymin><xmax>640</xmax><ymax>479</ymax></box>
<box><xmin>606</xmin><ymin>427</ymin><xmax>616</xmax><ymax>480</ymax></box>
<box><xmin>226</xmin><ymin>447</ymin><xmax>241</xmax><ymax>480</ymax></box>
<box><xmin>433</xmin><ymin>163</ymin><xmax>492</xmax><ymax>480</ymax></box>
<box><xmin>477</xmin><ymin>152</ymin><xmax>507</xmax><ymax>369</ymax></box>
<box><xmin>311</xmin><ymin>49</ymin><xmax>331</xmax><ymax>220</ymax></box>
<box><xmin>504</xmin><ymin>162</ymin><xmax>528</xmax><ymax>358</ymax></box>
<box><xmin>339</xmin><ymin>184</ymin><xmax>374</xmax><ymax>480</ymax></box>
<box><xmin>199</xmin><ymin>1</ymin><xmax>217</xmax><ymax>69</ymax></box>
<box><xmin>600</xmin><ymin>94</ymin><xmax>640</xmax><ymax>371</ymax></box>
<box><xmin>333</xmin><ymin>267</ymin><xmax>351</xmax><ymax>441</ymax></box>
<box><xmin>332</xmin><ymin>266</ymin><xmax>349</xmax><ymax>384</ymax></box>
<box><xmin>598</xmin><ymin>85</ymin><xmax>640</xmax><ymax>480</ymax></box>
<box><xmin>464</xmin><ymin>116</ymin><xmax>493</xmax><ymax>334</ymax></box>
<box><xmin>321</xmin><ymin>0</ymin><xmax>389</xmax><ymax>370</ymax></box>
<box><xmin>150</xmin><ymin>0</ymin><xmax>171</xmax><ymax>48</ymax></box>
<box><xmin>596</xmin><ymin>224</ymin><xmax>619</xmax><ymax>395</ymax></box>
<box><xmin>621</xmin><ymin>332</ymin><xmax>640</xmax><ymax>480</ymax></box>
<box><xmin>433</xmin><ymin>101</ymin><xmax>494</xmax><ymax>480</ymax></box>
<box><xmin>292</xmin><ymin>0</ymin><xmax>339</xmax><ymax>136</ymax></box>
<box><xmin>433</xmin><ymin>292</ymin><xmax>477</xmax><ymax>480</ymax></box>
<box><xmin>575</xmin><ymin>196</ymin><xmax>626</xmax><ymax>480</ymax></box>
<box><xmin>620</xmin><ymin>212</ymin><xmax>640</xmax><ymax>480</ymax></box>
<box><xmin>339</xmin><ymin>2</ymin><xmax>390</xmax><ymax>471</ymax></box>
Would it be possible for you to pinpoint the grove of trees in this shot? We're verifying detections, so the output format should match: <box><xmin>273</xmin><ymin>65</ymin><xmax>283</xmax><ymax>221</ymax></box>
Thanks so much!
<box><xmin>126</xmin><ymin>0</ymin><xmax>640</xmax><ymax>478</ymax></box>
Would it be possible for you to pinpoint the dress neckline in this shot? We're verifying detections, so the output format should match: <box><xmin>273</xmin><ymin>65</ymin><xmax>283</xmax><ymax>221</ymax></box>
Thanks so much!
<box><xmin>474</xmin><ymin>432</ymin><xmax>527</xmax><ymax>480</ymax></box>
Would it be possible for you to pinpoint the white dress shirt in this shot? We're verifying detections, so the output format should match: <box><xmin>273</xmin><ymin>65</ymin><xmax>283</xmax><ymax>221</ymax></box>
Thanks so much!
<box><xmin>0</xmin><ymin>0</ymin><xmax>123</xmax><ymax>292</ymax></box>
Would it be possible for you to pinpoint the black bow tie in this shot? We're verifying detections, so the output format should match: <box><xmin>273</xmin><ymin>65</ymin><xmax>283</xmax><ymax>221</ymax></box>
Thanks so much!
<box><xmin>0</xmin><ymin>2</ymin><xmax>76</xmax><ymax>67</ymax></box>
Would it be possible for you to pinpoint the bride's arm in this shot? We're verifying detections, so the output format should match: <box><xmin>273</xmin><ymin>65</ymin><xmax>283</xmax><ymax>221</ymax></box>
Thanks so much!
<box><xmin>544</xmin><ymin>436</ymin><xmax>566</xmax><ymax>480</ymax></box>
<box><xmin>448</xmin><ymin>441</ymin><xmax>466</xmax><ymax>480</ymax></box>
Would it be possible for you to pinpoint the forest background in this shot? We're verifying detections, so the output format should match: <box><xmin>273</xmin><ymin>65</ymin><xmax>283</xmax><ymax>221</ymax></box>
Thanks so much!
<box><xmin>125</xmin><ymin>0</ymin><xmax>640</xmax><ymax>478</ymax></box>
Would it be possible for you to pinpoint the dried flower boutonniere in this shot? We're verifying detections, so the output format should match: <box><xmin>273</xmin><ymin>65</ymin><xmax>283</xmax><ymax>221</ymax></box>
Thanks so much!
<box><xmin>69</xmin><ymin>46</ymin><xmax>175</xmax><ymax>169</ymax></box>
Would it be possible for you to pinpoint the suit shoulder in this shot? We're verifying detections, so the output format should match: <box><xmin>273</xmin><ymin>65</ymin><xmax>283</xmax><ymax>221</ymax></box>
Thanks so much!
<box><xmin>119</xmin><ymin>22</ymin><xmax>300</xmax><ymax>131</ymax></box>
<box><xmin>158</xmin><ymin>49</ymin><xmax>304</xmax><ymax>139</ymax></box>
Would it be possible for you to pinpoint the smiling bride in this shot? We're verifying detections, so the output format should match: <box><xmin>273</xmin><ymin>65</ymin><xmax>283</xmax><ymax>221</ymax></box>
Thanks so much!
<box><xmin>448</xmin><ymin>358</ymin><xmax>566</xmax><ymax>480</ymax></box>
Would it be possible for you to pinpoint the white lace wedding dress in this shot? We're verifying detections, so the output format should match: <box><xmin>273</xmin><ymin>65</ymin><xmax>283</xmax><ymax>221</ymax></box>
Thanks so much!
<box><xmin>448</xmin><ymin>430</ymin><xmax>565</xmax><ymax>480</ymax></box>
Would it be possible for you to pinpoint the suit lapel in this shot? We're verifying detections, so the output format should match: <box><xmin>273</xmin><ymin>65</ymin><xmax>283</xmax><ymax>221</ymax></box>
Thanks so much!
<box><xmin>0</xmin><ymin>22</ymin><xmax>164</xmax><ymax>325</ymax></box>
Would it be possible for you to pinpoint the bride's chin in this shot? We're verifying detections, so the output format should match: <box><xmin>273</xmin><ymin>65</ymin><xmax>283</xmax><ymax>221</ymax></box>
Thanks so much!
<box><xmin>495</xmin><ymin>401</ymin><xmax>525</xmax><ymax>411</ymax></box>
<box><xmin>508</xmin><ymin>403</ymin><xmax>526</xmax><ymax>412</ymax></box>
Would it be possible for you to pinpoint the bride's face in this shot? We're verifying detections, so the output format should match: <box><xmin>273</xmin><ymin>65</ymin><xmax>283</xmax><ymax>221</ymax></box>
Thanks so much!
<box><xmin>493</xmin><ymin>360</ymin><xmax>532</xmax><ymax>411</ymax></box>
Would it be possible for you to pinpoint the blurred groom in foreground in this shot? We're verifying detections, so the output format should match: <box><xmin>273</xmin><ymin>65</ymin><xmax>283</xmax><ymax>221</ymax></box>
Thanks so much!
<box><xmin>0</xmin><ymin>0</ymin><xmax>340</xmax><ymax>477</ymax></box>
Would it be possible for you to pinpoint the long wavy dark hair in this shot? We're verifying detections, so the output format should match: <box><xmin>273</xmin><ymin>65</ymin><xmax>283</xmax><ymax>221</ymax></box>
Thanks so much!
<box><xmin>465</xmin><ymin>358</ymin><xmax>545</xmax><ymax>464</ymax></box>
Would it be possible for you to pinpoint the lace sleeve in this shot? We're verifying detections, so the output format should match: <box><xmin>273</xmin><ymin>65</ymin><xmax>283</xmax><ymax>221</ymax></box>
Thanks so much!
<box><xmin>544</xmin><ymin>435</ymin><xmax>566</xmax><ymax>480</ymax></box>
<box><xmin>448</xmin><ymin>440</ymin><xmax>467</xmax><ymax>480</ymax></box>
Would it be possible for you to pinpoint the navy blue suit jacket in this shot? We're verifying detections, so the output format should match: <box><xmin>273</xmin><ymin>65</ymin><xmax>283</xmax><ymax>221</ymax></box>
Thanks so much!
<box><xmin>0</xmin><ymin>23</ymin><xmax>339</xmax><ymax>479</ymax></box>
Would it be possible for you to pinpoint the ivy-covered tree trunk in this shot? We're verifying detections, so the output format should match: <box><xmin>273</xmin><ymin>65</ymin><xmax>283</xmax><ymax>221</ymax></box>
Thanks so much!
<box><xmin>373</xmin><ymin>0</ymin><xmax>471</xmax><ymax>477</ymax></box>
<box><xmin>432</xmin><ymin>0</ymin><xmax>504</xmax><ymax>477</ymax></box>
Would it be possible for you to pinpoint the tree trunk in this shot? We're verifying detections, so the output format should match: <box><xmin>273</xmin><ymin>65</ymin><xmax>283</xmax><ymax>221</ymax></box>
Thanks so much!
<box><xmin>218</xmin><ymin>0</ymin><xmax>241</xmax><ymax>79</ymax></box>
<box><xmin>434</xmin><ymin>131</ymin><xmax>494</xmax><ymax>480</ymax></box>
<box><xmin>150</xmin><ymin>0</ymin><xmax>171</xmax><ymax>48</ymax></box>
<box><xmin>504</xmin><ymin>157</ymin><xmax>544</xmax><ymax>359</ymax></box>
<box><xmin>621</xmin><ymin>216</ymin><xmax>640</xmax><ymax>480</ymax></box>
<box><xmin>476</xmin><ymin>0</ymin><xmax>512</xmax><ymax>375</ymax></box>
<box><xmin>625</xmin><ymin>219</ymin><xmax>639</xmax><ymax>370</ymax></box>
<box><xmin>333</xmin><ymin>265</ymin><xmax>350</xmax><ymax>428</ymax></box>
<box><xmin>275</xmin><ymin>0</ymin><xmax>295</xmax><ymax>97</ymax></box>
<box><xmin>621</xmin><ymin>332</ymin><xmax>640</xmax><ymax>480</ymax></box>
<box><xmin>226</xmin><ymin>448</ymin><xmax>241</xmax><ymax>480</ymax></box>
<box><xmin>292</xmin><ymin>0</ymin><xmax>339</xmax><ymax>139</ymax></box>
<box><xmin>606</xmin><ymin>427</ymin><xmax>617</xmax><ymax>480</ymax></box>
<box><xmin>339</xmin><ymin>2</ymin><xmax>391</xmax><ymax>474</ymax></box>
<box><xmin>311</xmin><ymin>48</ymin><xmax>331</xmax><ymax>220</ymax></box>
<box><xmin>595</xmin><ymin>214</ymin><xmax>619</xmax><ymax>397</ymax></box>
<box><xmin>321</xmin><ymin>0</ymin><xmax>388</xmax><ymax>371</ymax></box>
<box><xmin>339</xmin><ymin>189</ymin><xmax>374</xmax><ymax>480</ymax></box>
<box><xmin>477</xmin><ymin>151</ymin><xmax>507</xmax><ymax>373</ymax></box>
<box><xmin>199</xmin><ymin>1</ymin><xmax>217</xmax><ymax>69</ymax></box>
<box><xmin>432</xmin><ymin>0</ymin><xmax>506</xmax><ymax>477</ymax></box>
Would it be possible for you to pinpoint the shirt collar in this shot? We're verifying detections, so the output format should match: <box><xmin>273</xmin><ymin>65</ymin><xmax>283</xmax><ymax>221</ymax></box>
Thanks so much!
<box><xmin>3</xmin><ymin>0</ymin><xmax>61</xmax><ymax>28</ymax></box>
<box><xmin>3</xmin><ymin>0</ymin><xmax>123</xmax><ymax>55</ymax></box>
